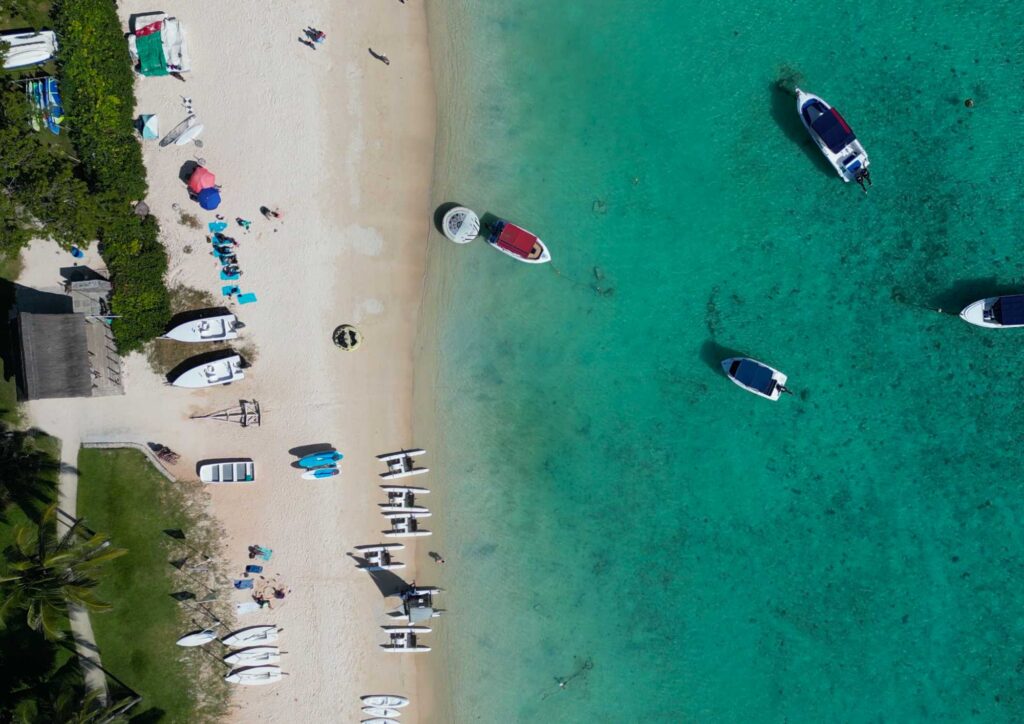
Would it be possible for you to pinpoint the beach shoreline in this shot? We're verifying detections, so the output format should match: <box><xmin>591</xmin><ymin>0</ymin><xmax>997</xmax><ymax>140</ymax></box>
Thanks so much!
<box><xmin>22</xmin><ymin>1</ymin><xmax>439</xmax><ymax>721</ymax></box>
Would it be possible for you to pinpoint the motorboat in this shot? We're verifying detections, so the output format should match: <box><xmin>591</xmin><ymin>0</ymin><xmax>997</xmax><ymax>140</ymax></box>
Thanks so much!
<box><xmin>298</xmin><ymin>450</ymin><xmax>343</xmax><ymax>468</ymax></box>
<box><xmin>224</xmin><ymin>665</ymin><xmax>281</xmax><ymax>686</ymax></box>
<box><xmin>1</xmin><ymin>30</ymin><xmax>57</xmax><ymax>70</ymax></box>
<box><xmin>795</xmin><ymin>88</ymin><xmax>871</xmax><ymax>190</ymax></box>
<box><xmin>223</xmin><ymin>646</ymin><xmax>280</xmax><ymax>666</ymax></box>
<box><xmin>721</xmin><ymin>357</ymin><xmax>790</xmax><ymax>401</ymax></box>
<box><xmin>354</xmin><ymin>543</ymin><xmax>406</xmax><ymax>571</ymax></box>
<box><xmin>198</xmin><ymin>459</ymin><xmax>254</xmax><ymax>484</ymax></box>
<box><xmin>959</xmin><ymin>294</ymin><xmax>1024</xmax><ymax>328</ymax></box>
<box><xmin>383</xmin><ymin>514</ymin><xmax>431</xmax><ymax>538</ymax></box>
<box><xmin>361</xmin><ymin>695</ymin><xmax>410</xmax><ymax>709</ymax></box>
<box><xmin>162</xmin><ymin>313</ymin><xmax>238</xmax><ymax>342</ymax></box>
<box><xmin>363</xmin><ymin>707</ymin><xmax>402</xmax><ymax>719</ymax></box>
<box><xmin>379</xmin><ymin>487</ymin><xmax>428</xmax><ymax>514</ymax></box>
<box><xmin>379</xmin><ymin>626</ymin><xmax>432</xmax><ymax>653</ymax></box>
<box><xmin>442</xmin><ymin>206</ymin><xmax>481</xmax><ymax>244</ymax></box>
<box><xmin>486</xmin><ymin>219</ymin><xmax>551</xmax><ymax>264</ymax></box>
<box><xmin>221</xmin><ymin>625</ymin><xmax>279</xmax><ymax>648</ymax></box>
<box><xmin>170</xmin><ymin>354</ymin><xmax>244</xmax><ymax>388</ymax></box>
<box><xmin>388</xmin><ymin>585</ymin><xmax>445</xmax><ymax>623</ymax></box>
<box><xmin>176</xmin><ymin>629</ymin><xmax>217</xmax><ymax>647</ymax></box>
<box><xmin>377</xmin><ymin>449</ymin><xmax>428</xmax><ymax>479</ymax></box>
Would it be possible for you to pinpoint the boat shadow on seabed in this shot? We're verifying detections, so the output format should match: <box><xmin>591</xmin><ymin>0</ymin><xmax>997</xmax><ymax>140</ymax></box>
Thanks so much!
<box><xmin>768</xmin><ymin>80</ymin><xmax>834</xmax><ymax>179</ymax></box>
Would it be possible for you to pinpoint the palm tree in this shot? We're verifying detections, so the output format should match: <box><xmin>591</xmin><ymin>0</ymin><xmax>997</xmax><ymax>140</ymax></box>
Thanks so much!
<box><xmin>0</xmin><ymin>504</ymin><xmax>125</xmax><ymax>640</ymax></box>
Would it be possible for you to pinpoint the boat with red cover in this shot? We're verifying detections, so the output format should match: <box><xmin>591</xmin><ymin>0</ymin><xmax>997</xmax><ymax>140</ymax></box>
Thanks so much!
<box><xmin>486</xmin><ymin>219</ymin><xmax>551</xmax><ymax>264</ymax></box>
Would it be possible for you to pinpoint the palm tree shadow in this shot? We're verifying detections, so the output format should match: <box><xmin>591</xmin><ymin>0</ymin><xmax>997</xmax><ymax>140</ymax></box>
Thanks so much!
<box><xmin>0</xmin><ymin>430</ymin><xmax>60</xmax><ymax>524</ymax></box>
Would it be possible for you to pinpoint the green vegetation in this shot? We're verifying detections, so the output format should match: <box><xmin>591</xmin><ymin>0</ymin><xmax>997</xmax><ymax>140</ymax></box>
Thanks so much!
<box><xmin>0</xmin><ymin>253</ymin><xmax>22</xmax><ymax>424</ymax></box>
<box><xmin>77</xmin><ymin>449</ymin><xmax>230</xmax><ymax>723</ymax></box>
<box><xmin>52</xmin><ymin>0</ymin><xmax>170</xmax><ymax>351</ymax></box>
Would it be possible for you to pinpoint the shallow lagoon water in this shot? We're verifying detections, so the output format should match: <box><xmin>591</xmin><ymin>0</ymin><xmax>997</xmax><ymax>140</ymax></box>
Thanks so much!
<box><xmin>417</xmin><ymin>1</ymin><xmax>1024</xmax><ymax>720</ymax></box>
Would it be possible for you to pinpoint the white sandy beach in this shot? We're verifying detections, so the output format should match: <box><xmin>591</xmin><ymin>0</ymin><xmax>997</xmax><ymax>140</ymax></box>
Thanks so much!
<box><xmin>21</xmin><ymin>1</ymin><xmax>437</xmax><ymax>721</ymax></box>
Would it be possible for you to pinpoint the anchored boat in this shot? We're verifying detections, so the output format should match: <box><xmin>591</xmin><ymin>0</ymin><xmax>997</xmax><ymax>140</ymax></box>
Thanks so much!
<box><xmin>796</xmin><ymin>88</ymin><xmax>871</xmax><ymax>190</ymax></box>
<box><xmin>171</xmin><ymin>354</ymin><xmax>244</xmax><ymax>388</ymax></box>
<box><xmin>722</xmin><ymin>357</ymin><xmax>791</xmax><ymax>401</ymax></box>
<box><xmin>959</xmin><ymin>294</ymin><xmax>1024</xmax><ymax>328</ymax></box>
<box><xmin>486</xmin><ymin>219</ymin><xmax>551</xmax><ymax>264</ymax></box>
<box><xmin>162</xmin><ymin>313</ymin><xmax>238</xmax><ymax>342</ymax></box>
<box><xmin>442</xmin><ymin>206</ymin><xmax>481</xmax><ymax>244</ymax></box>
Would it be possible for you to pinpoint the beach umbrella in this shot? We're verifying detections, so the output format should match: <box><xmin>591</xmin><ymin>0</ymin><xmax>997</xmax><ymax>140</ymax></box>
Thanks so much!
<box><xmin>187</xmin><ymin>166</ymin><xmax>216</xmax><ymax>194</ymax></box>
<box><xmin>139</xmin><ymin>114</ymin><xmax>159</xmax><ymax>140</ymax></box>
<box><xmin>197</xmin><ymin>187</ymin><xmax>221</xmax><ymax>210</ymax></box>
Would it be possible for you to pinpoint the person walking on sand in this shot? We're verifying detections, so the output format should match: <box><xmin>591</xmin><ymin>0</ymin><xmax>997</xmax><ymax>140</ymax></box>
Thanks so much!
<box><xmin>369</xmin><ymin>48</ymin><xmax>390</xmax><ymax>66</ymax></box>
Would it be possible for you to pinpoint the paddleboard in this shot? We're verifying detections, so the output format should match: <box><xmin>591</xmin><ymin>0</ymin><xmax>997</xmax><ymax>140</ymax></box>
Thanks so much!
<box><xmin>361</xmin><ymin>720</ymin><xmax>400</xmax><ymax>724</ymax></box>
<box><xmin>361</xmin><ymin>695</ymin><xmax>410</xmax><ymax>709</ymax></box>
<box><xmin>45</xmin><ymin>77</ymin><xmax>62</xmax><ymax>135</ymax></box>
<box><xmin>362</xmin><ymin>707</ymin><xmax>401</xmax><ymax>718</ymax></box>
<box><xmin>301</xmin><ymin>466</ymin><xmax>339</xmax><ymax>479</ymax></box>
<box><xmin>298</xmin><ymin>450</ymin><xmax>343</xmax><ymax>468</ymax></box>
<box><xmin>159</xmin><ymin>114</ymin><xmax>197</xmax><ymax>147</ymax></box>
<box><xmin>223</xmin><ymin>646</ymin><xmax>280</xmax><ymax>665</ymax></box>
<box><xmin>176</xmin><ymin>629</ymin><xmax>217</xmax><ymax>647</ymax></box>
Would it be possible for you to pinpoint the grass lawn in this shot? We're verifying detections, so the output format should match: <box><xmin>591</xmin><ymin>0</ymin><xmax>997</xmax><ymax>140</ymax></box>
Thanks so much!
<box><xmin>77</xmin><ymin>448</ymin><xmax>224</xmax><ymax>724</ymax></box>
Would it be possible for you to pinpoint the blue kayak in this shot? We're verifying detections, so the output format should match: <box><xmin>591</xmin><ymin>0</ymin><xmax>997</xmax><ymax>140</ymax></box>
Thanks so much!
<box><xmin>298</xmin><ymin>450</ymin><xmax>343</xmax><ymax>469</ymax></box>
<box><xmin>44</xmin><ymin>77</ymin><xmax>63</xmax><ymax>135</ymax></box>
<box><xmin>302</xmin><ymin>466</ymin><xmax>339</xmax><ymax>480</ymax></box>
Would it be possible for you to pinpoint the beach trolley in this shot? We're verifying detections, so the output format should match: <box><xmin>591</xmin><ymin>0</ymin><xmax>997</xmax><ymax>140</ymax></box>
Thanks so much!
<box><xmin>199</xmin><ymin>458</ymin><xmax>255</xmax><ymax>484</ymax></box>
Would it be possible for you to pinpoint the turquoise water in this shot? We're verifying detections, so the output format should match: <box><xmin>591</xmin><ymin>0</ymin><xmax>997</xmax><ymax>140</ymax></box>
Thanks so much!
<box><xmin>417</xmin><ymin>1</ymin><xmax>1024</xmax><ymax>721</ymax></box>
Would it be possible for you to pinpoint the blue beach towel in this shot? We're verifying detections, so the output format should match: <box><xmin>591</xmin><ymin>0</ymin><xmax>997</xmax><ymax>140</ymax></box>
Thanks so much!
<box><xmin>233</xmin><ymin>579</ymin><xmax>254</xmax><ymax>590</ymax></box>
<box><xmin>208</xmin><ymin>221</ymin><xmax>228</xmax><ymax>233</ymax></box>
<box><xmin>238</xmin><ymin>293</ymin><xmax>258</xmax><ymax>305</ymax></box>
<box><xmin>221</xmin><ymin>285</ymin><xmax>240</xmax><ymax>297</ymax></box>
<box><xmin>220</xmin><ymin>271</ymin><xmax>240</xmax><ymax>280</ymax></box>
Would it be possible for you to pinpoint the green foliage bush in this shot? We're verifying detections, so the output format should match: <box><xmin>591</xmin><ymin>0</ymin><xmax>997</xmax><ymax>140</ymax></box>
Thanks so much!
<box><xmin>53</xmin><ymin>0</ymin><xmax>171</xmax><ymax>351</ymax></box>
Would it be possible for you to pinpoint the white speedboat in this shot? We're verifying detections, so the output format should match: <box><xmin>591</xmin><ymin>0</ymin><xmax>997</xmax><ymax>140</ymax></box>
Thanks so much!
<box><xmin>959</xmin><ymin>295</ymin><xmax>1024</xmax><ymax>328</ymax></box>
<box><xmin>379</xmin><ymin>626</ymin><xmax>432</xmax><ymax>653</ymax></box>
<box><xmin>224</xmin><ymin>646</ymin><xmax>280</xmax><ymax>666</ymax></box>
<box><xmin>162</xmin><ymin>313</ymin><xmax>238</xmax><ymax>342</ymax></box>
<box><xmin>363</xmin><ymin>707</ymin><xmax>402</xmax><ymax>718</ymax></box>
<box><xmin>442</xmin><ymin>206</ymin><xmax>481</xmax><ymax>244</ymax></box>
<box><xmin>198</xmin><ymin>459</ymin><xmax>254</xmax><ymax>484</ymax></box>
<box><xmin>0</xmin><ymin>30</ymin><xmax>57</xmax><ymax>69</ymax></box>
<box><xmin>796</xmin><ymin>88</ymin><xmax>871</xmax><ymax>190</ymax></box>
<box><xmin>354</xmin><ymin>543</ymin><xmax>406</xmax><ymax>571</ymax></box>
<box><xmin>176</xmin><ymin>629</ymin><xmax>217</xmax><ymax>647</ymax></box>
<box><xmin>361</xmin><ymin>695</ymin><xmax>410</xmax><ymax>709</ymax></box>
<box><xmin>221</xmin><ymin>625</ymin><xmax>279</xmax><ymax>648</ymax></box>
<box><xmin>486</xmin><ymin>219</ymin><xmax>551</xmax><ymax>264</ymax></box>
<box><xmin>377</xmin><ymin>449</ymin><xmax>429</xmax><ymax>479</ymax></box>
<box><xmin>383</xmin><ymin>514</ymin><xmax>431</xmax><ymax>538</ymax></box>
<box><xmin>721</xmin><ymin>358</ymin><xmax>790</xmax><ymax>401</ymax></box>
<box><xmin>171</xmin><ymin>355</ymin><xmax>244</xmax><ymax>388</ymax></box>
<box><xmin>224</xmin><ymin>665</ymin><xmax>281</xmax><ymax>686</ymax></box>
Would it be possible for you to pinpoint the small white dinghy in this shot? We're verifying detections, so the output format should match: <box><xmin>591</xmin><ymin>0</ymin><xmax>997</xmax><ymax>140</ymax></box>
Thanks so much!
<box><xmin>171</xmin><ymin>354</ymin><xmax>244</xmax><ymax>388</ymax></box>
<box><xmin>199</xmin><ymin>459</ymin><xmax>254</xmax><ymax>484</ymax></box>
<box><xmin>721</xmin><ymin>357</ymin><xmax>791</xmax><ymax>401</ymax></box>
<box><xmin>442</xmin><ymin>206</ymin><xmax>481</xmax><ymax>244</ymax></box>
<box><xmin>224</xmin><ymin>665</ymin><xmax>282</xmax><ymax>686</ymax></box>
<box><xmin>361</xmin><ymin>695</ymin><xmax>410</xmax><ymax>709</ymax></box>
<box><xmin>221</xmin><ymin>625</ymin><xmax>279</xmax><ymax>648</ymax></box>
<box><xmin>379</xmin><ymin>626</ymin><xmax>432</xmax><ymax>653</ymax></box>
<box><xmin>223</xmin><ymin>646</ymin><xmax>280</xmax><ymax>666</ymax></box>
<box><xmin>176</xmin><ymin>629</ymin><xmax>217</xmax><ymax>647</ymax></box>
<box><xmin>959</xmin><ymin>295</ymin><xmax>1024</xmax><ymax>328</ymax></box>
<box><xmin>363</xmin><ymin>707</ymin><xmax>402</xmax><ymax>718</ymax></box>
<box><xmin>162</xmin><ymin>313</ymin><xmax>238</xmax><ymax>342</ymax></box>
<box><xmin>354</xmin><ymin>543</ymin><xmax>406</xmax><ymax>571</ymax></box>
<box><xmin>377</xmin><ymin>449</ymin><xmax>429</xmax><ymax>479</ymax></box>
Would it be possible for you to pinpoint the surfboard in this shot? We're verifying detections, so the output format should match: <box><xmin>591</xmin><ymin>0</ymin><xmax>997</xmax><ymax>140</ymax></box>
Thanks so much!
<box><xmin>298</xmin><ymin>450</ymin><xmax>343</xmax><ymax>468</ymax></box>
<box><xmin>45</xmin><ymin>77</ymin><xmax>62</xmax><ymax>135</ymax></box>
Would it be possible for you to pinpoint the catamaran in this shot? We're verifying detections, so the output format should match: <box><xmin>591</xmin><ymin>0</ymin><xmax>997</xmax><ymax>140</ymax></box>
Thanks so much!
<box><xmin>795</xmin><ymin>88</ymin><xmax>871</xmax><ymax>190</ymax></box>
<box><xmin>354</xmin><ymin>543</ymin><xmax>406</xmax><ymax>571</ymax></box>
<box><xmin>379</xmin><ymin>487</ymin><xmax>429</xmax><ymax>514</ymax></box>
<box><xmin>162</xmin><ymin>313</ymin><xmax>238</xmax><ymax>342</ymax></box>
<box><xmin>388</xmin><ymin>585</ymin><xmax>445</xmax><ymax>622</ymax></box>
<box><xmin>486</xmin><ymin>219</ymin><xmax>551</xmax><ymax>264</ymax></box>
<box><xmin>377</xmin><ymin>449</ymin><xmax>428</xmax><ymax>479</ymax></box>
<box><xmin>379</xmin><ymin>626</ymin><xmax>432</xmax><ymax>653</ymax></box>
<box><xmin>959</xmin><ymin>294</ymin><xmax>1024</xmax><ymax>328</ymax></box>
<box><xmin>383</xmin><ymin>513</ymin><xmax>431</xmax><ymax>538</ymax></box>
<box><xmin>170</xmin><ymin>355</ymin><xmax>244</xmax><ymax>388</ymax></box>
<box><xmin>442</xmin><ymin>206</ymin><xmax>481</xmax><ymax>244</ymax></box>
<box><xmin>721</xmin><ymin>357</ymin><xmax>791</xmax><ymax>401</ymax></box>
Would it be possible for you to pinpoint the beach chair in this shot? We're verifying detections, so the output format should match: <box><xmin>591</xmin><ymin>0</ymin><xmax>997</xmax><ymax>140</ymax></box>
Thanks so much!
<box><xmin>245</xmin><ymin>564</ymin><xmax>263</xmax><ymax>574</ymax></box>
<box><xmin>234</xmin><ymin>579</ymin><xmax>254</xmax><ymax>590</ymax></box>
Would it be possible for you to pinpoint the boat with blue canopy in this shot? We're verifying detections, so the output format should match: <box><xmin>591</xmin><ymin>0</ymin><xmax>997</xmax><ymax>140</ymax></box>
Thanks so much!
<box><xmin>721</xmin><ymin>357</ymin><xmax>791</xmax><ymax>401</ymax></box>
<box><xmin>960</xmin><ymin>294</ymin><xmax>1024</xmax><ymax>328</ymax></box>
<box><xmin>796</xmin><ymin>88</ymin><xmax>871</xmax><ymax>190</ymax></box>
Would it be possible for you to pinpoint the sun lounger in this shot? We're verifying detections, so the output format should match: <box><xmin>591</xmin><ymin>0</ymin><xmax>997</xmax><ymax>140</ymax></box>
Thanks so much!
<box><xmin>238</xmin><ymin>293</ymin><xmax>258</xmax><ymax>305</ymax></box>
<box><xmin>234</xmin><ymin>579</ymin><xmax>254</xmax><ymax>590</ymax></box>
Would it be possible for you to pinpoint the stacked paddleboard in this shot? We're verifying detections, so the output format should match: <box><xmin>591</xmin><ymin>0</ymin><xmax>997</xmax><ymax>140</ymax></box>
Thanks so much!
<box><xmin>361</xmin><ymin>693</ymin><xmax>409</xmax><ymax>723</ymax></box>
<box><xmin>26</xmin><ymin>77</ymin><xmax>63</xmax><ymax>135</ymax></box>
<box><xmin>298</xmin><ymin>448</ymin><xmax>342</xmax><ymax>479</ymax></box>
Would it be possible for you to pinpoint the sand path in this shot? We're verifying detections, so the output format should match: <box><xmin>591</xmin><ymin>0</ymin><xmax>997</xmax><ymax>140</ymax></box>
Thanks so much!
<box><xmin>24</xmin><ymin>2</ymin><xmax>436</xmax><ymax>721</ymax></box>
